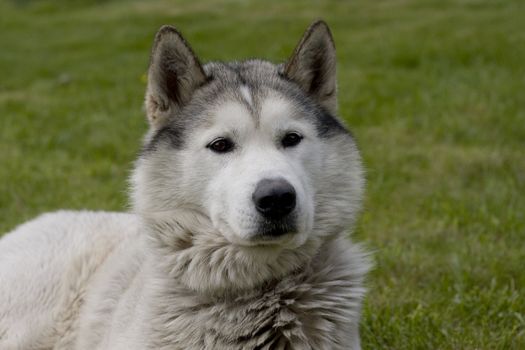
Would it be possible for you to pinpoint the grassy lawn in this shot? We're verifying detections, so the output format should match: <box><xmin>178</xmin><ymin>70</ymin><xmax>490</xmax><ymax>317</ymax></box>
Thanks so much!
<box><xmin>1</xmin><ymin>0</ymin><xmax>524</xmax><ymax>348</ymax></box>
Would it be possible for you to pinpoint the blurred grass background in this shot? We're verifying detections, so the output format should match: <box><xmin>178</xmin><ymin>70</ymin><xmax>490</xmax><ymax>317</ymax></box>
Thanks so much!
<box><xmin>1</xmin><ymin>0</ymin><xmax>524</xmax><ymax>348</ymax></box>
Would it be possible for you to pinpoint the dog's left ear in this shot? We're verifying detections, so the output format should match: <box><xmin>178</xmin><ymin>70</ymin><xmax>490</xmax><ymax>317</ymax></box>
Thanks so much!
<box><xmin>145</xmin><ymin>25</ymin><xmax>207</xmax><ymax>128</ymax></box>
<box><xmin>284</xmin><ymin>20</ymin><xmax>337</xmax><ymax>114</ymax></box>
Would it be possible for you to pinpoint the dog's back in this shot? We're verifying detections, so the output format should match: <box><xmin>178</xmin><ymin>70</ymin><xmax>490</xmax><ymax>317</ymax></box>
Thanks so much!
<box><xmin>0</xmin><ymin>211</ymin><xmax>138</xmax><ymax>349</ymax></box>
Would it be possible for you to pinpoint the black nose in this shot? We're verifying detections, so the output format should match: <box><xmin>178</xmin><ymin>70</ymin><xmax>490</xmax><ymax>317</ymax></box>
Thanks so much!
<box><xmin>252</xmin><ymin>178</ymin><xmax>296</xmax><ymax>219</ymax></box>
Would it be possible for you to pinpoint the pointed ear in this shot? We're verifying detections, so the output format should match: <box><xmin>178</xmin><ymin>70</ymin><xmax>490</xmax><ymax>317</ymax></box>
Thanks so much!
<box><xmin>284</xmin><ymin>20</ymin><xmax>338</xmax><ymax>114</ymax></box>
<box><xmin>145</xmin><ymin>25</ymin><xmax>206</xmax><ymax>128</ymax></box>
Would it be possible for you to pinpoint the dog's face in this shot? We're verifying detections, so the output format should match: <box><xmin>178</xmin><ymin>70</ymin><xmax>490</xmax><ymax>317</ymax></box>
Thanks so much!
<box><xmin>131</xmin><ymin>22</ymin><xmax>364</xmax><ymax>292</ymax></box>
<box><xmin>190</xmin><ymin>88</ymin><xmax>320</xmax><ymax>248</ymax></box>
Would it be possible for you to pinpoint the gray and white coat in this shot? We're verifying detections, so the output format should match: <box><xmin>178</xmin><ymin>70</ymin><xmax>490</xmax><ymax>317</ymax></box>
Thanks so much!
<box><xmin>0</xmin><ymin>21</ymin><xmax>371</xmax><ymax>349</ymax></box>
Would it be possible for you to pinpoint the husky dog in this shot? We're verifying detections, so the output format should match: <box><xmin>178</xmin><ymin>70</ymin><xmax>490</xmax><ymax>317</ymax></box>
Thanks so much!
<box><xmin>0</xmin><ymin>21</ymin><xmax>370</xmax><ymax>349</ymax></box>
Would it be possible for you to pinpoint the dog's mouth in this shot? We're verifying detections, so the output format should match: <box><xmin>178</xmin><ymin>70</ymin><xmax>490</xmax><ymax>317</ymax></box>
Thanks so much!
<box><xmin>239</xmin><ymin>218</ymin><xmax>301</xmax><ymax>247</ymax></box>
<box><xmin>255</xmin><ymin>219</ymin><xmax>297</xmax><ymax>239</ymax></box>
<box><xmin>215</xmin><ymin>214</ymin><xmax>304</xmax><ymax>247</ymax></box>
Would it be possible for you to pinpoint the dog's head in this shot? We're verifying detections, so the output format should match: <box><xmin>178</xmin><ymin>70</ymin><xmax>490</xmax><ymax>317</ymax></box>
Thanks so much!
<box><xmin>131</xmin><ymin>21</ymin><xmax>364</xmax><ymax>294</ymax></box>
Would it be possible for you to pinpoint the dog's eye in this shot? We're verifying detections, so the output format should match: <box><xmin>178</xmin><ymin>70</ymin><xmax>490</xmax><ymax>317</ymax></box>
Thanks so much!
<box><xmin>281</xmin><ymin>132</ymin><xmax>303</xmax><ymax>148</ymax></box>
<box><xmin>207</xmin><ymin>138</ymin><xmax>234</xmax><ymax>153</ymax></box>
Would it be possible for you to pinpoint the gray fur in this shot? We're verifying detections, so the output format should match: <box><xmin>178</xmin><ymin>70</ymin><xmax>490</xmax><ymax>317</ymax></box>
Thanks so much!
<box><xmin>0</xmin><ymin>20</ymin><xmax>371</xmax><ymax>349</ymax></box>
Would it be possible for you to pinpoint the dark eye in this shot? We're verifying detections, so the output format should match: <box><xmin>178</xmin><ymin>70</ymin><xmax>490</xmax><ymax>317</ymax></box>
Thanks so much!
<box><xmin>281</xmin><ymin>132</ymin><xmax>303</xmax><ymax>148</ymax></box>
<box><xmin>207</xmin><ymin>137</ymin><xmax>234</xmax><ymax>153</ymax></box>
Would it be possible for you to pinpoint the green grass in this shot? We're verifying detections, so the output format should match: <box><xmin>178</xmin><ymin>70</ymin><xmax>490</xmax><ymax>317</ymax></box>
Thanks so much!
<box><xmin>1</xmin><ymin>0</ymin><xmax>524</xmax><ymax>348</ymax></box>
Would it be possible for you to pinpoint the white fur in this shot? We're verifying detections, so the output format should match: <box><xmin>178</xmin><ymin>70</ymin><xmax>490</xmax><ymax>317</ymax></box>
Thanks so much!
<box><xmin>239</xmin><ymin>85</ymin><xmax>253</xmax><ymax>107</ymax></box>
<box><xmin>202</xmin><ymin>95</ymin><xmax>316</xmax><ymax>246</ymax></box>
<box><xmin>0</xmin><ymin>211</ymin><xmax>139</xmax><ymax>349</ymax></box>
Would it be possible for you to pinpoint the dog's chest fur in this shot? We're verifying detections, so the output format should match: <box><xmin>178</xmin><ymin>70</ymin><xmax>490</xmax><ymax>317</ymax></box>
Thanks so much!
<box><xmin>141</xmin><ymin>238</ymin><xmax>367</xmax><ymax>350</ymax></box>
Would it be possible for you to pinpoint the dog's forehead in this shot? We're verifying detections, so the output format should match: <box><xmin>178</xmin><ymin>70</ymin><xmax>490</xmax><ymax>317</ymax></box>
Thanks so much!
<box><xmin>198</xmin><ymin>61</ymin><xmax>314</xmax><ymax>125</ymax></box>
<box><xmin>204</xmin><ymin>90</ymin><xmax>300</xmax><ymax>130</ymax></box>
<box><xmin>196</xmin><ymin>61</ymin><xmax>349</xmax><ymax>139</ymax></box>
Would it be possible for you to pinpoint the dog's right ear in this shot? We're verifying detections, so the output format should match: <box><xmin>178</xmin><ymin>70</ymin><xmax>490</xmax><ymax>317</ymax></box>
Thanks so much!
<box><xmin>145</xmin><ymin>25</ymin><xmax>206</xmax><ymax>128</ymax></box>
<box><xmin>284</xmin><ymin>20</ymin><xmax>338</xmax><ymax>115</ymax></box>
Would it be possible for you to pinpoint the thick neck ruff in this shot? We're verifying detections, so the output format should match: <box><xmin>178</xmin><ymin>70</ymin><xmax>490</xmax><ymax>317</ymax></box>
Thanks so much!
<box><xmin>138</xmin><ymin>212</ymin><xmax>370</xmax><ymax>349</ymax></box>
<box><xmin>143</xmin><ymin>212</ymin><xmax>322</xmax><ymax>297</ymax></box>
